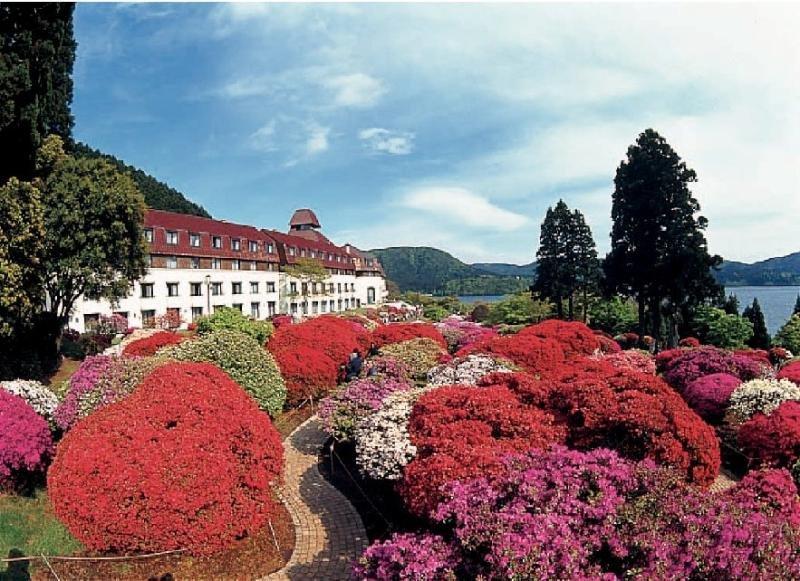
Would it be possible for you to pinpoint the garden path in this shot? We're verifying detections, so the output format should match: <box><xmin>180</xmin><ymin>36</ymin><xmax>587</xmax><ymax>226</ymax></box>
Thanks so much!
<box><xmin>264</xmin><ymin>416</ymin><xmax>367</xmax><ymax>581</ymax></box>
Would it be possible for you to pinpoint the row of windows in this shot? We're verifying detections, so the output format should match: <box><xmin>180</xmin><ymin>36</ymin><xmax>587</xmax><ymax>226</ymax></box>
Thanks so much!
<box><xmin>138</xmin><ymin>302</ymin><xmax>278</xmax><ymax>324</ymax></box>
<box><xmin>286</xmin><ymin>245</ymin><xmax>352</xmax><ymax>264</ymax></box>
<box><xmin>289</xmin><ymin>298</ymin><xmax>358</xmax><ymax>315</ymax></box>
<box><xmin>149</xmin><ymin>256</ymin><xmax>279</xmax><ymax>271</ymax></box>
<box><xmin>140</xmin><ymin>281</ymin><xmax>277</xmax><ymax>298</ymax></box>
<box><xmin>287</xmin><ymin>281</ymin><xmax>356</xmax><ymax>295</ymax></box>
<box><xmin>145</xmin><ymin>228</ymin><xmax>275</xmax><ymax>254</ymax></box>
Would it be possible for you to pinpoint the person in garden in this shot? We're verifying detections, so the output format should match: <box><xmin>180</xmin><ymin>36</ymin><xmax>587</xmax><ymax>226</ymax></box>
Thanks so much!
<box><xmin>346</xmin><ymin>349</ymin><xmax>363</xmax><ymax>381</ymax></box>
<box><xmin>367</xmin><ymin>342</ymin><xmax>380</xmax><ymax>358</ymax></box>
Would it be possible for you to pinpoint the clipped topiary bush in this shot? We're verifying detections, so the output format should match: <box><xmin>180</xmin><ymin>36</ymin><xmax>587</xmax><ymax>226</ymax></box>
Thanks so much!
<box><xmin>122</xmin><ymin>331</ymin><xmax>184</xmax><ymax>357</ymax></box>
<box><xmin>777</xmin><ymin>361</ymin><xmax>800</xmax><ymax>386</ymax></box>
<box><xmin>48</xmin><ymin>362</ymin><xmax>284</xmax><ymax>556</ymax></box>
<box><xmin>0</xmin><ymin>391</ymin><xmax>53</xmax><ymax>492</ymax></box>
<box><xmin>196</xmin><ymin>306</ymin><xmax>274</xmax><ymax>345</ymax></box>
<box><xmin>380</xmin><ymin>338</ymin><xmax>448</xmax><ymax>381</ymax></box>
<box><xmin>683</xmin><ymin>373</ymin><xmax>741</xmax><ymax>423</ymax></box>
<box><xmin>517</xmin><ymin>319</ymin><xmax>600</xmax><ymax>359</ymax></box>
<box><xmin>371</xmin><ymin>323</ymin><xmax>447</xmax><ymax>349</ymax></box>
<box><xmin>738</xmin><ymin>401</ymin><xmax>800</xmax><ymax>467</ymax></box>
<box><xmin>166</xmin><ymin>330</ymin><xmax>286</xmax><ymax>416</ymax></box>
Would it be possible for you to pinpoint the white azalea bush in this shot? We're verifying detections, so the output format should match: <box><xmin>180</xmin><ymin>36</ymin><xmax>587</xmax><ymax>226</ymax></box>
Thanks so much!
<box><xmin>355</xmin><ymin>388</ymin><xmax>427</xmax><ymax>481</ymax></box>
<box><xmin>0</xmin><ymin>379</ymin><xmax>59</xmax><ymax>426</ymax></box>
<box><xmin>727</xmin><ymin>378</ymin><xmax>800</xmax><ymax>423</ymax></box>
<box><xmin>426</xmin><ymin>354</ymin><xmax>513</xmax><ymax>387</ymax></box>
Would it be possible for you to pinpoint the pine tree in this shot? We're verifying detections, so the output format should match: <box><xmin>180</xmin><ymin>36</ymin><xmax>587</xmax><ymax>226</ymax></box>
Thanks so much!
<box><xmin>0</xmin><ymin>3</ymin><xmax>76</xmax><ymax>183</ymax></box>
<box><xmin>742</xmin><ymin>298</ymin><xmax>770</xmax><ymax>349</ymax></box>
<box><xmin>604</xmin><ymin>129</ymin><xmax>722</xmax><ymax>347</ymax></box>
<box><xmin>723</xmin><ymin>294</ymin><xmax>740</xmax><ymax>316</ymax></box>
<box><xmin>794</xmin><ymin>294</ymin><xmax>800</xmax><ymax>316</ymax></box>
<box><xmin>570</xmin><ymin>209</ymin><xmax>600</xmax><ymax>322</ymax></box>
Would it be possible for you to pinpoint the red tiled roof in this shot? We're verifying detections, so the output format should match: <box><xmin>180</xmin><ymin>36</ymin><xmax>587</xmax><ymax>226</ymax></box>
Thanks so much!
<box><xmin>289</xmin><ymin>208</ymin><xmax>321</xmax><ymax>228</ymax></box>
<box><xmin>266</xmin><ymin>229</ymin><xmax>356</xmax><ymax>271</ymax></box>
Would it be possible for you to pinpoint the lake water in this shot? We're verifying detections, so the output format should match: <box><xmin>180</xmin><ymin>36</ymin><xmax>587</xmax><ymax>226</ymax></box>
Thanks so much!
<box><xmin>460</xmin><ymin>286</ymin><xmax>800</xmax><ymax>335</ymax></box>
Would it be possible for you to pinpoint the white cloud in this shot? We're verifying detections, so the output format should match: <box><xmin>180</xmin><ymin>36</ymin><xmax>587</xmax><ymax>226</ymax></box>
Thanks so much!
<box><xmin>358</xmin><ymin>128</ymin><xmax>415</xmax><ymax>155</ymax></box>
<box><xmin>324</xmin><ymin>73</ymin><xmax>386</xmax><ymax>108</ymax></box>
<box><xmin>401</xmin><ymin>187</ymin><xmax>528</xmax><ymax>231</ymax></box>
<box><xmin>306</xmin><ymin>123</ymin><xmax>330</xmax><ymax>155</ymax></box>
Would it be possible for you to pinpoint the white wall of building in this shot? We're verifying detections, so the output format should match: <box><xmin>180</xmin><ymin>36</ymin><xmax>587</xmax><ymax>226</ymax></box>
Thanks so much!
<box><xmin>355</xmin><ymin>274</ymin><xmax>388</xmax><ymax>308</ymax></box>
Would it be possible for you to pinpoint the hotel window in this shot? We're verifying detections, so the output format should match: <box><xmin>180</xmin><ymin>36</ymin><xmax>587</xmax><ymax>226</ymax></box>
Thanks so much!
<box><xmin>190</xmin><ymin>282</ymin><xmax>202</xmax><ymax>296</ymax></box>
<box><xmin>212</xmin><ymin>258</ymin><xmax>221</xmax><ymax>269</ymax></box>
<box><xmin>320</xmin><ymin>301</ymin><xmax>327</xmax><ymax>313</ymax></box>
<box><xmin>231</xmin><ymin>238</ymin><xmax>241</xmax><ymax>251</ymax></box>
<box><xmin>329</xmin><ymin>300</ymin><xmax>335</xmax><ymax>312</ymax></box>
<box><xmin>232</xmin><ymin>303</ymin><xmax>243</xmax><ymax>312</ymax></box>
<box><xmin>300</xmin><ymin>249</ymin><xmax>306</xmax><ymax>257</ymax></box>
<box><xmin>312</xmin><ymin>301</ymin><xmax>319</xmax><ymax>314</ymax></box>
<box><xmin>345</xmin><ymin>299</ymin><xmax>350</xmax><ymax>309</ymax></box>
<box><xmin>290</xmin><ymin>303</ymin><xmax>298</xmax><ymax>314</ymax></box>
<box><xmin>250</xmin><ymin>302</ymin><xmax>260</xmax><ymax>318</ymax></box>
<box><xmin>267</xmin><ymin>301</ymin><xmax>276</xmax><ymax>316</ymax></box>
<box><xmin>249</xmin><ymin>240</ymin><xmax>259</xmax><ymax>252</ymax></box>
<box><xmin>329</xmin><ymin>283</ymin><xmax>334</xmax><ymax>293</ymax></box>
<box><xmin>290</xmin><ymin>282</ymin><xmax>297</xmax><ymax>294</ymax></box>
<box><xmin>141</xmin><ymin>309</ymin><xmax>155</xmax><ymax>326</ymax></box>
<box><xmin>141</xmin><ymin>283</ymin><xmax>154</xmax><ymax>298</ymax></box>
<box><xmin>301</xmin><ymin>283</ymin><xmax>308</xmax><ymax>295</ymax></box>
<box><xmin>166</xmin><ymin>256</ymin><xmax>177</xmax><ymax>269</ymax></box>
<box><xmin>337</xmin><ymin>283</ymin><xmax>342</xmax><ymax>293</ymax></box>
<box><xmin>337</xmin><ymin>299</ymin><xmax>343</xmax><ymax>310</ymax></box>
<box><xmin>250</xmin><ymin>261</ymin><xmax>257</xmax><ymax>271</ymax></box>
<box><xmin>212</xmin><ymin>236</ymin><xmax>222</xmax><ymax>249</ymax></box>
<box><xmin>367</xmin><ymin>287</ymin><xmax>376</xmax><ymax>305</ymax></box>
<box><xmin>191</xmin><ymin>257</ymin><xmax>200</xmax><ymax>269</ymax></box>
<box><xmin>166</xmin><ymin>231</ymin><xmax>178</xmax><ymax>245</ymax></box>
<box><xmin>167</xmin><ymin>282</ymin><xmax>179</xmax><ymax>297</ymax></box>
<box><xmin>232</xmin><ymin>282</ymin><xmax>242</xmax><ymax>295</ymax></box>
<box><xmin>302</xmin><ymin>302</ymin><xmax>308</xmax><ymax>315</ymax></box>
<box><xmin>191</xmin><ymin>306</ymin><xmax>203</xmax><ymax>321</ymax></box>
<box><xmin>266</xmin><ymin>281</ymin><xmax>276</xmax><ymax>293</ymax></box>
<box><xmin>267</xmin><ymin>243</ymin><xmax>274</xmax><ymax>253</ymax></box>
<box><xmin>190</xmin><ymin>233</ymin><xmax>201</xmax><ymax>247</ymax></box>
<box><xmin>211</xmin><ymin>282</ymin><xmax>223</xmax><ymax>296</ymax></box>
<box><xmin>232</xmin><ymin>259</ymin><xmax>240</xmax><ymax>270</ymax></box>
<box><xmin>250</xmin><ymin>282</ymin><xmax>259</xmax><ymax>294</ymax></box>
<box><xmin>288</xmin><ymin>247</ymin><xmax>295</xmax><ymax>256</ymax></box>
<box><xmin>144</xmin><ymin>229</ymin><xmax>154</xmax><ymax>243</ymax></box>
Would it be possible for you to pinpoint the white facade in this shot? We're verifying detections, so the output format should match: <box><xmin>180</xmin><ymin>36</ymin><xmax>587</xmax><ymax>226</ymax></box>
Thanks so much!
<box><xmin>355</xmin><ymin>273</ymin><xmax>388</xmax><ymax>308</ymax></box>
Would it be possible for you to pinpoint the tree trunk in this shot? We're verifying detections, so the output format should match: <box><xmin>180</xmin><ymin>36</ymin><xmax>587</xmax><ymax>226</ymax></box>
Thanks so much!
<box><xmin>568</xmin><ymin>294</ymin><xmax>574</xmax><ymax>321</ymax></box>
<box><xmin>556</xmin><ymin>294</ymin><xmax>563</xmax><ymax>319</ymax></box>
<box><xmin>638</xmin><ymin>296</ymin><xmax>646</xmax><ymax>336</ymax></box>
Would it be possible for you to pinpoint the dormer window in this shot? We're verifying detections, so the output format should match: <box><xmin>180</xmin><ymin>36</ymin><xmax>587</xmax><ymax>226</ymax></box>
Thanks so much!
<box><xmin>288</xmin><ymin>247</ymin><xmax>295</xmax><ymax>256</ymax></box>
<box><xmin>212</xmin><ymin>236</ymin><xmax>222</xmax><ymax>249</ymax></box>
<box><xmin>232</xmin><ymin>238</ymin><xmax>241</xmax><ymax>251</ymax></box>
<box><xmin>249</xmin><ymin>240</ymin><xmax>259</xmax><ymax>252</ymax></box>
<box><xmin>166</xmin><ymin>231</ymin><xmax>178</xmax><ymax>245</ymax></box>
<box><xmin>190</xmin><ymin>233</ymin><xmax>201</xmax><ymax>247</ymax></box>
<box><xmin>267</xmin><ymin>243</ymin><xmax>274</xmax><ymax>253</ymax></box>
<box><xmin>144</xmin><ymin>228</ymin><xmax>154</xmax><ymax>243</ymax></box>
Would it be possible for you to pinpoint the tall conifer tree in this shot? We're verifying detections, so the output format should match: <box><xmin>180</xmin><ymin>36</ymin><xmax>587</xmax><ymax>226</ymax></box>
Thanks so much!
<box><xmin>742</xmin><ymin>298</ymin><xmax>770</xmax><ymax>349</ymax></box>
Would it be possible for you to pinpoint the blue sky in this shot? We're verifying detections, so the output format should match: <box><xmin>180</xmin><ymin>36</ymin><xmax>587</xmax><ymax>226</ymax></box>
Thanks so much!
<box><xmin>73</xmin><ymin>3</ymin><xmax>800</xmax><ymax>264</ymax></box>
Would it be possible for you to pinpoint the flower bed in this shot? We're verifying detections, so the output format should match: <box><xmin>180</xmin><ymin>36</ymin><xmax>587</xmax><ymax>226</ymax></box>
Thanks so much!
<box><xmin>457</xmin><ymin>333</ymin><xmax>565</xmax><ymax>379</ymax></box>
<box><xmin>434</xmin><ymin>317</ymin><xmax>496</xmax><ymax>352</ymax></box>
<box><xmin>776</xmin><ymin>361</ymin><xmax>800</xmax><ymax>385</ymax></box>
<box><xmin>0</xmin><ymin>391</ymin><xmax>53</xmax><ymax>492</ymax></box>
<box><xmin>48</xmin><ymin>362</ymin><xmax>283</xmax><ymax>556</ymax></box>
<box><xmin>272</xmin><ymin>345</ymin><xmax>338</xmax><ymax>406</ymax></box>
<box><xmin>0</xmin><ymin>379</ymin><xmax>59</xmax><ymax>426</ymax></box>
<box><xmin>591</xmin><ymin>349</ymin><xmax>656</xmax><ymax>375</ymax></box>
<box><xmin>379</xmin><ymin>338</ymin><xmax>448</xmax><ymax>381</ymax></box>
<box><xmin>268</xmin><ymin>316</ymin><xmax>370</xmax><ymax>366</ymax></box>
<box><xmin>122</xmin><ymin>331</ymin><xmax>184</xmax><ymax>357</ymax></box>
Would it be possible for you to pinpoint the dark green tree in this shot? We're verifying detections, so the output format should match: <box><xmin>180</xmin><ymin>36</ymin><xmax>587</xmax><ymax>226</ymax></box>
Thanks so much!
<box><xmin>742</xmin><ymin>298</ymin><xmax>770</xmax><ymax>349</ymax></box>
<box><xmin>723</xmin><ymin>294</ymin><xmax>740</xmax><ymax>316</ymax></box>
<box><xmin>570</xmin><ymin>208</ymin><xmax>600</xmax><ymax>322</ymax></box>
<box><xmin>794</xmin><ymin>294</ymin><xmax>800</xmax><ymax>316</ymax></box>
<box><xmin>604</xmin><ymin>129</ymin><xmax>722</xmax><ymax>347</ymax></box>
<box><xmin>0</xmin><ymin>3</ymin><xmax>75</xmax><ymax>183</ymax></box>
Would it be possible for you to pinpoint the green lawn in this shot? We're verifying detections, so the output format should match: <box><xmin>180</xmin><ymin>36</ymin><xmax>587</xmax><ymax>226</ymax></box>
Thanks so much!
<box><xmin>0</xmin><ymin>490</ymin><xmax>82</xmax><ymax>566</ymax></box>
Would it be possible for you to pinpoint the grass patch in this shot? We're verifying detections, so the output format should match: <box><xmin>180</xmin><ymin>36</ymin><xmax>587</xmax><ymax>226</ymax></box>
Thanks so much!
<box><xmin>44</xmin><ymin>357</ymin><xmax>82</xmax><ymax>397</ymax></box>
<box><xmin>0</xmin><ymin>490</ymin><xmax>82</xmax><ymax>560</ymax></box>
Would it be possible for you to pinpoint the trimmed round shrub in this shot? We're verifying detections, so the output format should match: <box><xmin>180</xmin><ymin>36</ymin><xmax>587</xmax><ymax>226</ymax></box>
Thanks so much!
<box><xmin>196</xmin><ymin>306</ymin><xmax>273</xmax><ymax>345</ymax></box>
<box><xmin>0</xmin><ymin>379</ymin><xmax>59</xmax><ymax>426</ymax></box>
<box><xmin>727</xmin><ymin>378</ymin><xmax>800</xmax><ymax>423</ymax></box>
<box><xmin>165</xmin><ymin>330</ymin><xmax>286</xmax><ymax>416</ymax></box>
<box><xmin>268</xmin><ymin>315</ymin><xmax>370</xmax><ymax>367</ymax></box>
<box><xmin>592</xmin><ymin>350</ymin><xmax>656</xmax><ymax>375</ymax></box>
<box><xmin>272</xmin><ymin>345</ymin><xmax>338</xmax><ymax>406</ymax></box>
<box><xmin>380</xmin><ymin>338</ymin><xmax>448</xmax><ymax>381</ymax></box>
<box><xmin>457</xmin><ymin>333</ymin><xmax>566</xmax><ymax>379</ymax></box>
<box><xmin>354</xmin><ymin>532</ymin><xmax>460</xmax><ymax>580</ymax></box>
<box><xmin>662</xmin><ymin>347</ymin><xmax>763</xmax><ymax>392</ymax></box>
<box><xmin>122</xmin><ymin>331</ymin><xmax>183</xmax><ymax>357</ymax></box>
<box><xmin>517</xmin><ymin>319</ymin><xmax>600</xmax><ymax>359</ymax></box>
<box><xmin>434</xmin><ymin>317</ymin><xmax>497</xmax><ymax>353</ymax></box>
<box><xmin>371</xmin><ymin>323</ymin><xmax>447</xmax><ymax>349</ymax></box>
<box><xmin>48</xmin><ymin>362</ymin><xmax>284</xmax><ymax>556</ymax></box>
<box><xmin>738</xmin><ymin>401</ymin><xmax>800</xmax><ymax>467</ymax></box>
<box><xmin>426</xmin><ymin>354</ymin><xmax>513</xmax><ymax>387</ymax></box>
<box><xmin>683</xmin><ymin>373</ymin><xmax>742</xmax><ymax>423</ymax></box>
<box><xmin>777</xmin><ymin>361</ymin><xmax>800</xmax><ymax>385</ymax></box>
<box><xmin>365</xmin><ymin>356</ymin><xmax>411</xmax><ymax>384</ymax></box>
<box><xmin>0</xmin><ymin>391</ymin><xmax>53</xmax><ymax>492</ymax></box>
<box><xmin>679</xmin><ymin>337</ymin><xmax>701</xmax><ymax>348</ymax></box>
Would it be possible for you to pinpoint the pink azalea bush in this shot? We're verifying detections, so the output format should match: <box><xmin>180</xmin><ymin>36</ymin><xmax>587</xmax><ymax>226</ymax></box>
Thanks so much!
<box><xmin>54</xmin><ymin>355</ymin><xmax>114</xmax><ymax>430</ymax></box>
<box><xmin>434</xmin><ymin>316</ymin><xmax>497</xmax><ymax>353</ymax></box>
<box><xmin>592</xmin><ymin>349</ymin><xmax>656</xmax><ymax>375</ymax></box>
<box><xmin>682</xmin><ymin>373</ymin><xmax>742</xmax><ymax>422</ymax></box>
<box><xmin>0</xmin><ymin>391</ymin><xmax>53</xmax><ymax>491</ymax></box>
<box><xmin>353</xmin><ymin>532</ymin><xmax>461</xmax><ymax>580</ymax></box>
<box><xmin>662</xmin><ymin>347</ymin><xmax>763</xmax><ymax>392</ymax></box>
<box><xmin>777</xmin><ymin>361</ymin><xmax>800</xmax><ymax>385</ymax></box>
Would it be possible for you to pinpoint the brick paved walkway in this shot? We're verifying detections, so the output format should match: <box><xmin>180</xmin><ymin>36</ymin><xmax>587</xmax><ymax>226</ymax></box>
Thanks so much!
<box><xmin>264</xmin><ymin>416</ymin><xmax>367</xmax><ymax>581</ymax></box>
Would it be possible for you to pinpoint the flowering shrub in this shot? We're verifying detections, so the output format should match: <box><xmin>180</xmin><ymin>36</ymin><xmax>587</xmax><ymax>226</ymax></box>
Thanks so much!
<box><xmin>662</xmin><ymin>347</ymin><xmax>763</xmax><ymax>392</ymax></box>
<box><xmin>727</xmin><ymin>378</ymin><xmax>800</xmax><ymax>423</ymax></box>
<box><xmin>353</xmin><ymin>532</ymin><xmax>460</xmax><ymax>580</ymax></box>
<box><xmin>426</xmin><ymin>354</ymin><xmax>513</xmax><ymax>386</ymax></box>
<box><xmin>457</xmin><ymin>333</ymin><xmax>565</xmax><ymax>379</ymax></box>
<box><xmin>0</xmin><ymin>391</ymin><xmax>53</xmax><ymax>492</ymax></box>
<box><xmin>164</xmin><ymin>330</ymin><xmax>286</xmax><ymax>416</ymax></box>
<box><xmin>738</xmin><ymin>401</ymin><xmax>800</xmax><ymax>467</ymax></box>
<box><xmin>269</xmin><ymin>315</ymin><xmax>370</xmax><ymax>365</ymax></box>
<box><xmin>48</xmin><ymin>362</ymin><xmax>283</xmax><ymax>556</ymax></box>
<box><xmin>595</xmin><ymin>333</ymin><xmax>622</xmax><ymax>354</ymax></box>
<box><xmin>614</xmin><ymin>332</ymin><xmax>640</xmax><ymax>350</ymax></box>
<box><xmin>196</xmin><ymin>307</ymin><xmax>273</xmax><ymax>345</ymax></box>
<box><xmin>434</xmin><ymin>316</ymin><xmax>497</xmax><ymax>353</ymax></box>
<box><xmin>777</xmin><ymin>361</ymin><xmax>800</xmax><ymax>385</ymax></box>
<box><xmin>271</xmin><ymin>314</ymin><xmax>292</xmax><ymax>328</ymax></box>
<box><xmin>371</xmin><ymin>323</ymin><xmax>447</xmax><ymax>349</ymax></box>
<box><xmin>0</xmin><ymin>379</ymin><xmax>59</xmax><ymax>426</ymax></box>
<box><xmin>517</xmin><ymin>319</ymin><xmax>600</xmax><ymax>358</ymax></box>
<box><xmin>319</xmin><ymin>377</ymin><xmax>412</xmax><ymax>441</ymax></box>
<box><xmin>400</xmin><ymin>385</ymin><xmax>565</xmax><ymax>517</ymax></box>
<box><xmin>793</xmin><ymin>459</ymin><xmax>800</xmax><ymax>489</ymax></box>
<box><xmin>592</xmin><ymin>349</ymin><xmax>656</xmax><ymax>375</ymax></box>
<box><xmin>380</xmin><ymin>338</ymin><xmax>447</xmax><ymax>381</ymax></box>
<box><xmin>54</xmin><ymin>355</ymin><xmax>112</xmax><ymax>430</ymax></box>
<box><xmin>770</xmin><ymin>346</ymin><xmax>793</xmax><ymax>365</ymax></box>
<box><xmin>272</xmin><ymin>345</ymin><xmax>338</xmax><ymax>405</ymax></box>
<box><xmin>122</xmin><ymin>331</ymin><xmax>183</xmax><ymax>357</ymax></box>
<box><xmin>355</xmin><ymin>388</ymin><xmax>426</xmax><ymax>481</ymax></box>
<box><xmin>546</xmin><ymin>363</ymin><xmax>720</xmax><ymax>486</ymax></box>
<box><xmin>364</xmin><ymin>356</ymin><xmax>411</xmax><ymax>384</ymax></box>
<box><xmin>734</xmin><ymin>348</ymin><xmax>772</xmax><ymax>368</ymax></box>
<box><xmin>683</xmin><ymin>373</ymin><xmax>741</xmax><ymax>423</ymax></box>
<box><xmin>679</xmin><ymin>336</ymin><xmax>701</xmax><ymax>348</ymax></box>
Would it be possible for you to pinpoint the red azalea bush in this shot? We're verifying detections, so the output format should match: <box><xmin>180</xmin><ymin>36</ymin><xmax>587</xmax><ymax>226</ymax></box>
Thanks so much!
<box><xmin>399</xmin><ymin>385</ymin><xmax>565</xmax><ymax>517</ymax></box>
<box><xmin>679</xmin><ymin>337</ymin><xmax>701</xmax><ymax>348</ymax></box>
<box><xmin>615</xmin><ymin>332</ymin><xmax>640</xmax><ymax>350</ymax></box>
<box><xmin>268</xmin><ymin>315</ymin><xmax>369</xmax><ymax>366</ymax></box>
<box><xmin>122</xmin><ymin>331</ymin><xmax>184</xmax><ymax>357</ymax></box>
<box><xmin>738</xmin><ymin>401</ymin><xmax>800</xmax><ymax>467</ymax></box>
<box><xmin>271</xmin><ymin>314</ymin><xmax>293</xmax><ymax>329</ymax></box>
<box><xmin>662</xmin><ymin>347</ymin><xmax>763</xmax><ymax>393</ymax></box>
<box><xmin>48</xmin><ymin>362</ymin><xmax>283</xmax><ymax>555</ymax></box>
<box><xmin>545</xmin><ymin>362</ymin><xmax>721</xmax><ymax>486</ymax></box>
<box><xmin>517</xmin><ymin>319</ymin><xmax>600</xmax><ymax>359</ymax></box>
<box><xmin>734</xmin><ymin>349</ymin><xmax>772</xmax><ymax>368</ymax></box>
<box><xmin>777</xmin><ymin>361</ymin><xmax>800</xmax><ymax>385</ymax></box>
<box><xmin>0</xmin><ymin>391</ymin><xmax>53</xmax><ymax>492</ymax></box>
<box><xmin>683</xmin><ymin>373</ymin><xmax>742</xmax><ymax>423</ymax></box>
<box><xmin>371</xmin><ymin>323</ymin><xmax>447</xmax><ymax>350</ymax></box>
<box><xmin>770</xmin><ymin>346</ymin><xmax>792</xmax><ymax>365</ymax></box>
<box><xmin>595</xmin><ymin>334</ymin><xmax>622</xmax><ymax>354</ymax></box>
<box><xmin>594</xmin><ymin>350</ymin><xmax>656</xmax><ymax>375</ymax></box>
<box><xmin>456</xmin><ymin>334</ymin><xmax>565</xmax><ymax>379</ymax></box>
<box><xmin>271</xmin><ymin>345</ymin><xmax>338</xmax><ymax>405</ymax></box>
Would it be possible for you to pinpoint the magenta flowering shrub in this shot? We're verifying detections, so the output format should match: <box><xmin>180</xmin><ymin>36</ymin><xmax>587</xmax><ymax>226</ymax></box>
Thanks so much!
<box><xmin>0</xmin><ymin>391</ymin><xmax>53</xmax><ymax>491</ymax></box>
<box><xmin>365</xmin><ymin>356</ymin><xmax>411</xmax><ymax>384</ymax></box>
<box><xmin>435</xmin><ymin>317</ymin><xmax>497</xmax><ymax>353</ymax></box>
<box><xmin>434</xmin><ymin>446</ymin><xmax>640</xmax><ymax>579</ymax></box>
<box><xmin>54</xmin><ymin>355</ymin><xmax>113</xmax><ymax>430</ymax></box>
<box><xmin>682</xmin><ymin>373</ymin><xmax>742</xmax><ymax>422</ymax></box>
<box><xmin>319</xmin><ymin>377</ymin><xmax>412</xmax><ymax>441</ymax></box>
<box><xmin>353</xmin><ymin>532</ymin><xmax>460</xmax><ymax>580</ymax></box>
<box><xmin>662</xmin><ymin>347</ymin><xmax>763</xmax><ymax>392</ymax></box>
